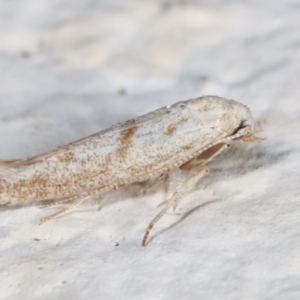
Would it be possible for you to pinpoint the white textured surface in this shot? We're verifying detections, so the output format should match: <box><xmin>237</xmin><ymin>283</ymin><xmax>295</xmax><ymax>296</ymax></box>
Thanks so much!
<box><xmin>0</xmin><ymin>1</ymin><xmax>299</xmax><ymax>299</ymax></box>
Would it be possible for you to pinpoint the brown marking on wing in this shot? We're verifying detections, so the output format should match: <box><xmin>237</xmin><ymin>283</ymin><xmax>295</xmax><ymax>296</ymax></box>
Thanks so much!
<box><xmin>124</xmin><ymin>119</ymin><xmax>136</xmax><ymax>127</ymax></box>
<box><xmin>5</xmin><ymin>167</ymin><xmax>102</xmax><ymax>202</ymax></box>
<box><xmin>1</xmin><ymin>140</ymin><xmax>118</xmax><ymax>203</ymax></box>
<box><xmin>164</xmin><ymin>117</ymin><xmax>188</xmax><ymax>136</ymax></box>
<box><xmin>10</xmin><ymin>173</ymin><xmax>52</xmax><ymax>200</ymax></box>
<box><xmin>117</xmin><ymin>126</ymin><xmax>138</xmax><ymax>159</ymax></box>
<box><xmin>166</xmin><ymin>124</ymin><xmax>177</xmax><ymax>136</ymax></box>
<box><xmin>98</xmin><ymin>153</ymin><xmax>113</xmax><ymax>174</ymax></box>
<box><xmin>57</xmin><ymin>152</ymin><xmax>76</xmax><ymax>163</ymax></box>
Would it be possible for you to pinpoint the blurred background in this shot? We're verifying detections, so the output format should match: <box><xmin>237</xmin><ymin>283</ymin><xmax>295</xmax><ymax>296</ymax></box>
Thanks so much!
<box><xmin>0</xmin><ymin>0</ymin><xmax>298</xmax><ymax>158</ymax></box>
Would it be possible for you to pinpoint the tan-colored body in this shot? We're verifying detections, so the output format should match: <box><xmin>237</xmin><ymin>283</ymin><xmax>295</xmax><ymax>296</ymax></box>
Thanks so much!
<box><xmin>0</xmin><ymin>96</ymin><xmax>264</xmax><ymax>245</ymax></box>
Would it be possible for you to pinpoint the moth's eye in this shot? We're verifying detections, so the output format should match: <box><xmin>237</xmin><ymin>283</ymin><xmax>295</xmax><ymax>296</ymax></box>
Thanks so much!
<box><xmin>232</xmin><ymin>120</ymin><xmax>248</xmax><ymax>135</ymax></box>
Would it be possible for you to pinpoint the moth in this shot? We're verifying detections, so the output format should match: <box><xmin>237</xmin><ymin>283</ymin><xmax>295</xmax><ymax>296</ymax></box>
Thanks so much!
<box><xmin>0</xmin><ymin>96</ymin><xmax>264</xmax><ymax>246</ymax></box>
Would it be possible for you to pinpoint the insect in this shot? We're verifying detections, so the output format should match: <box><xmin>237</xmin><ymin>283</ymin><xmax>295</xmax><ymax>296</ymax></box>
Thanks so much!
<box><xmin>0</xmin><ymin>96</ymin><xmax>264</xmax><ymax>246</ymax></box>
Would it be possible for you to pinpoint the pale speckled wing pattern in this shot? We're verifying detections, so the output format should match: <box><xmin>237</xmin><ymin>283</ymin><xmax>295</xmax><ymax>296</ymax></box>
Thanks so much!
<box><xmin>0</xmin><ymin>96</ymin><xmax>259</xmax><ymax>209</ymax></box>
<box><xmin>0</xmin><ymin>95</ymin><xmax>265</xmax><ymax>245</ymax></box>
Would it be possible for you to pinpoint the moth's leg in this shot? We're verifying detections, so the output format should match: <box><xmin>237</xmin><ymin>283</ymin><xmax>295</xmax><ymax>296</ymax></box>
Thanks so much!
<box><xmin>162</xmin><ymin>171</ymin><xmax>170</xmax><ymax>195</ymax></box>
<box><xmin>172</xmin><ymin>143</ymin><xmax>229</xmax><ymax>211</ymax></box>
<box><xmin>39</xmin><ymin>186</ymin><xmax>112</xmax><ymax>224</ymax></box>
<box><xmin>172</xmin><ymin>166</ymin><xmax>208</xmax><ymax>212</ymax></box>
<box><xmin>157</xmin><ymin>171</ymin><xmax>170</xmax><ymax>208</ymax></box>
<box><xmin>142</xmin><ymin>167</ymin><xmax>208</xmax><ymax>246</ymax></box>
<box><xmin>142</xmin><ymin>143</ymin><xmax>230</xmax><ymax>246</ymax></box>
<box><xmin>39</xmin><ymin>195</ymin><xmax>93</xmax><ymax>224</ymax></box>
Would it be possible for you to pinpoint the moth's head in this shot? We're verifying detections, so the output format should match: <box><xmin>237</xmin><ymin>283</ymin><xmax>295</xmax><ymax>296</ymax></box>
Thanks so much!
<box><xmin>185</xmin><ymin>95</ymin><xmax>265</xmax><ymax>142</ymax></box>
<box><xmin>229</xmin><ymin>99</ymin><xmax>265</xmax><ymax>143</ymax></box>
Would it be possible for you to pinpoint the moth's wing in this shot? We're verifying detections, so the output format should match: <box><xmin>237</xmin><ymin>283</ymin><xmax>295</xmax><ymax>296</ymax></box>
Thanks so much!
<box><xmin>0</xmin><ymin>100</ymin><xmax>228</xmax><ymax>169</ymax></box>
<box><xmin>56</xmin><ymin>104</ymin><xmax>177</xmax><ymax>147</ymax></box>
<box><xmin>0</xmin><ymin>104</ymin><xmax>182</xmax><ymax>168</ymax></box>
